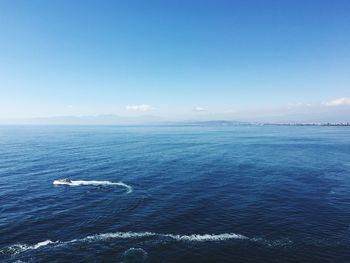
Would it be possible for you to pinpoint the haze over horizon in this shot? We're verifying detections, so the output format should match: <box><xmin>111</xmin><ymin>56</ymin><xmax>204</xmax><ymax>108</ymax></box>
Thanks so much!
<box><xmin>1</xmin><ymin>0</ymin><xmax>349</xmax><ymax>123</ymax></box>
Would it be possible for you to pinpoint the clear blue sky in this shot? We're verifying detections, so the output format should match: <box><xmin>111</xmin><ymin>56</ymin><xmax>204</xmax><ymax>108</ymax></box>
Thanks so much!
<box><xmin>0</xmin><ymin>0</ymin><xmax>349</xmax><ymax>121</ymax></box>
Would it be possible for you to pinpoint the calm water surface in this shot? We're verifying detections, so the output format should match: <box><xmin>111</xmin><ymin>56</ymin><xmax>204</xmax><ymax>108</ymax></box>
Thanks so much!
<box><xmin>0</xmin><ymin>125</ymin><xmax>349</xmax><ymax>262</ymax></box>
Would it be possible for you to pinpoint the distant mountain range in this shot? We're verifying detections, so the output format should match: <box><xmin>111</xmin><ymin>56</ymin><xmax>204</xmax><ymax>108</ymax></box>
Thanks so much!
<box><xmin>175</xmin><ymin>120</ymin><xmax>250</xmax><ymax>126</ymax></box>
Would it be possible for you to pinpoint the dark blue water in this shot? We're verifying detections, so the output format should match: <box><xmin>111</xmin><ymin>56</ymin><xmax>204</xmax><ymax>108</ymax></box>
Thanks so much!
<box><xmin>0</xmin><ymin>125</ymin><xmax>349</xmax><ymax>263</ymax></box>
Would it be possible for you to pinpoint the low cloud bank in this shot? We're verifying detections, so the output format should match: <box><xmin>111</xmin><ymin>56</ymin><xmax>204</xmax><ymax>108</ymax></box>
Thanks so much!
<box><xmin>324</xmin><ymin>97</ymin><xmax>350</xmax><ymax>107</ymax></box>
<box><xmin>126</xmin><ymin>104</ymin><xmax>155</xmax><ymax>112</ymax></box>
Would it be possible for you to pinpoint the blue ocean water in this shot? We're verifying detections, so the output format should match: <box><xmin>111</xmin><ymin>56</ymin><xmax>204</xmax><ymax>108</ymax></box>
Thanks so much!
<box><xmin>0</xmin><ymin>125</ymin><xmax>349</xmax><ymax>263</ymax></box>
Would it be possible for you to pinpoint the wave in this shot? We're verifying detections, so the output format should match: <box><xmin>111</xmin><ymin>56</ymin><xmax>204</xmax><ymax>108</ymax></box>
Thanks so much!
<box><xmin>53</xmin><ymin>179</ymin><xmax>133</xmax><ymax>193</ymax></box>
<box><xmin>1</xmin><ymin>231</ymin><xmax>292</xmax><ymax>256</ymax></box>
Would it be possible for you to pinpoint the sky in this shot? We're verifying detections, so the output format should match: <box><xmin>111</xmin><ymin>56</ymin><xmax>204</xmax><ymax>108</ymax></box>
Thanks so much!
<box><xmin>0</xmin><ymin>0</ymin><xmax>349</xmax><ymax>122</ymax></box>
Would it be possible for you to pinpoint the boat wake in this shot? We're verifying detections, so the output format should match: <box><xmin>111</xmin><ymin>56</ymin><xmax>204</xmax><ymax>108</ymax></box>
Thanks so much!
<box><xmin>1</xmin><ymin>231</ymin><xmax>292</xmax><ymax>256</ymax></box>
<box><xmin>53</xmin><ymin>179</ymin><xmax>133</xmax><ymax>193</ymax></box>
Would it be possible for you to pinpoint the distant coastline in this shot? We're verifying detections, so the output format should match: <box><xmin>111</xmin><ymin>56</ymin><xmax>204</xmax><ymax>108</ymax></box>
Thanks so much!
<box><xmin>180</xmin><ymin>120</ymin><xmax>350</xmax><ymax>127</ymax></box>
<box><xmin>258</xmin><ymin>122</ymin><xmax>350</xmax><ymax>127</ymax></box>
<box><xmin>0</xmin><ymin>117</ymin><xmax>349</xmax><ymax>127</ymax></box>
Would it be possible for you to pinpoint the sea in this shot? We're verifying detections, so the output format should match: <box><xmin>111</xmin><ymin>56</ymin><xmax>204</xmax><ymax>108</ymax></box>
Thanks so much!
<box><xmin>0</xmin><ymin>125</ymin><xmax>349</xmax><ymax>263</ymax></box>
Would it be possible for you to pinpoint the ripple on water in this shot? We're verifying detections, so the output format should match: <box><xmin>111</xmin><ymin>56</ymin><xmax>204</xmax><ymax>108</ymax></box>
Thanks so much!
<box><xmin>122</xmin><ymin>248</ymin><xmax>148</xmax><ymax>263</ymax></box>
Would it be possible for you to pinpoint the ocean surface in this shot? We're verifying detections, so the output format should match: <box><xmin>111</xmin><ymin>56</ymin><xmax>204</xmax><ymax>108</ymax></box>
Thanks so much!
<box><xmin>0</xmin><ymin>125</ymin><xmax>349</xmax><ymax>263</ymax></box>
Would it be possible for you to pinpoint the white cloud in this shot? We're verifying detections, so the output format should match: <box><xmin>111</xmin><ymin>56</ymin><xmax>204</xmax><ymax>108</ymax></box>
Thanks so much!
<box><xmin>287</xmin><ymin>102</ymin><xmax>312</xmax><ymax>109</ymax></box>
<box><xmin>192</xmin><ymin>107</ymin><xmax>207</xmax><ymax>112</ymax></box>
<box><xmin>126</xmin><ymin>104</ymin><xmax>155</xmax><ymax>112</ymax></box>
<box><xmin>324</xmin><ymin>97</ymin><xmax>350</xmax><ymax>107</ymax></box>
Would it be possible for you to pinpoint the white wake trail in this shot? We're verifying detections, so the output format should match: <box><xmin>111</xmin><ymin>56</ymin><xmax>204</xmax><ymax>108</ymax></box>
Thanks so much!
<box><xmin>3</xmin><ymin>240</ymin><xmax>57</xmax><ymax>255</ymax></box>
<box><xmin>53</xmin><ymin>179</ymin><xmax>133</xmax><ymax>193</ymax></box>
<box><xmin>1</xmin><ymin>231</ymin><xmax>292</xmax><ymax>256</ymax></box>
<box><xmin>77</xmin><ymin>231</ymin><xmax>248</xmax><ymax>243</ymax></box>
